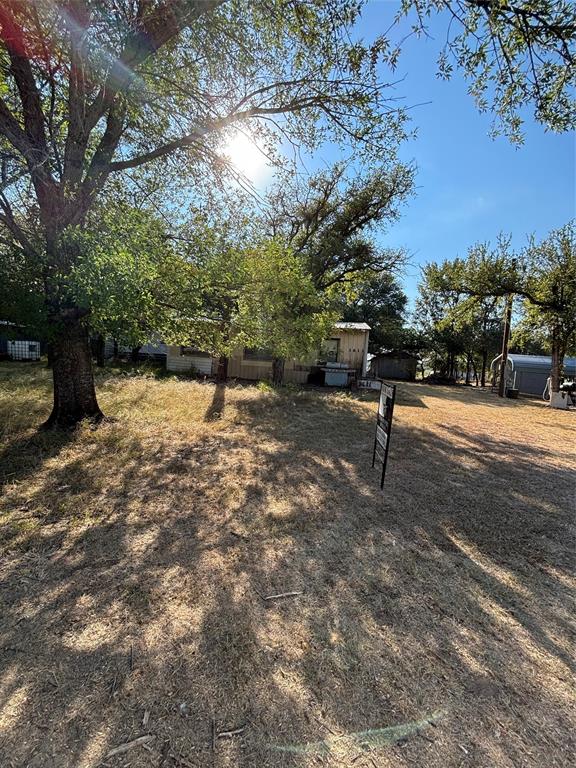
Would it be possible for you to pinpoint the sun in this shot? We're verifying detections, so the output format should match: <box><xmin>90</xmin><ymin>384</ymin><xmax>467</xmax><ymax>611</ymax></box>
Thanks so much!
<box><xmin>223</xmin><ymin>130</ymin><xmax>266</xmax><ymax>180</ymax></box>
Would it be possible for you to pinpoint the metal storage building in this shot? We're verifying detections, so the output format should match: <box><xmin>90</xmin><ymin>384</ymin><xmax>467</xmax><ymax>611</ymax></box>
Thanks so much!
<box><xmin>491</xmin><ymin>354</ymin><xmax>576</xmax><ymax>396</ymax></box>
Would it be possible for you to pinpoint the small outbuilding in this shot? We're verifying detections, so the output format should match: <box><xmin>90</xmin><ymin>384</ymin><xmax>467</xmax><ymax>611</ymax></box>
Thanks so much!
<box><xmin>491</xmin><ymin>353</ymin><xmax>576</xmax><ymax>396</ymax></box>
<box><xmin>369</xmin><ymin>350</ymin><xmax>417</xmax><ymax>381</ymax></box>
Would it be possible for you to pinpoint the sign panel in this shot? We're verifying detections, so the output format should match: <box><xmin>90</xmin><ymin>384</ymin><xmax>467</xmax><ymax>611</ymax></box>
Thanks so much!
<box><xmin>375</xmin><ymin>423</ymin><xmax>387</xmax><ymax>450</ymax></box>
<box><xmin>372</xmin><ymin>381</ymin><xmax>396</xmax><ymax>488</ymax></box>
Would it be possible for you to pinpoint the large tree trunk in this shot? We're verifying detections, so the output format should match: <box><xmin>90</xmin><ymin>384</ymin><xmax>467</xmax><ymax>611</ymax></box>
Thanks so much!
<box><xmin>131</xmin><ymin>345</ymin><xmax>141</xmax><ymax>362</ymax></box>
<box><xmin>44</xmin><ymin>320</ymin><xmax>103</xmax><ymax>428</ymax></box>
<box><xmin>550</xmin><ymin>327</ymin><xmax>562</xmax><ymax>393</ymax></box>
<box><xmin>272</xmin><ymin>356</ymin><xmax>285</xmax><ymax>385</ymax></box>
<box><xmin>216</xmin><ymin>355</ymin><xmax>228</xmax><ymax>382</ymax></box>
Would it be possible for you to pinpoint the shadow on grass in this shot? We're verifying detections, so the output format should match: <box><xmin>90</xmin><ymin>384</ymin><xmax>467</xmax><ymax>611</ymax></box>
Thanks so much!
<box><xmin>0</xmin><ymin>381</ymin><xmax>574</xmax><ymax>768</ymax></box>
<box><xmin>204</xmin><ymin>383</ymin><xmax>226</xmax><ymax>422</ymax></box>
<box><xmin>0</xmin><ymin>429</ymin><xmax>71</xmax><ymax>494</ymax></box>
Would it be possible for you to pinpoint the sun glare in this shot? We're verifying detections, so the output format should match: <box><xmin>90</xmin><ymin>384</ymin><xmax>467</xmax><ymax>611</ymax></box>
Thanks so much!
<box><xmin>224</xmin><ymin>131</ymin><xmax>266</xmax><ymax>180</ymax></box>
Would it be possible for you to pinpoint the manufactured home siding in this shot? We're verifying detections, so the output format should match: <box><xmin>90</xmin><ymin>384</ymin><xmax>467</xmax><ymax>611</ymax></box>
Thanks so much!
<box><xmin>226</xmin><ymin>327</ymin><xmax>368</xmax><ymax>382</ymax></box>
<box><xmin>228</xmin><ymin>351</ymin><xmax>310</xmax><ymax>383</ymax></box>
<box><xmin>103</xmin><ymin>339</ymin><xmax>167</xmax><ymax>359</ymax></box>
<box><xmin>166</xmin><ymin>323</ymin><xmax>370</xmax><ymax>383</ymax></box>
<box><xmin>228</xmin><ymin>352</ymin><xmax>270</xmax><ymax>380</ymax></box>
<box><xmin>166</xmin><ymin>345</ymin><xmax>214</xmax><ymax>375</ymax></box>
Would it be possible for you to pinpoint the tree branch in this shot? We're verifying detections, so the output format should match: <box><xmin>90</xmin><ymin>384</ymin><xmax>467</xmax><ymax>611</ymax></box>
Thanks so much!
<box><xmin>107</xmin><ymin>93</ymin><xmax>331</xmax><ymax>173</ymax></box>
<box><xmin>62</xmin><ymin>0</ymin><xmax>91</xmax><ymax>189</ymax></box>
<box><xmin>75</xmin><ymin>101</ymin><xmax>128</xmax><ymax>220</ymax></box>
<box><xmin>0</xmin><ymin>196</ymin><xmax>37</xmax><ymax>256</ymax></box>
<box><xmin>465</xmin><ymin>0</ymin><xmax>575</xmax><ymax>64</ymax></box>
<box><xmin>85</xmin><ymin>0</ymin><xmax>226</xmax><ymax>131</ymax></box>
<box><xmin>0</xmin><ymin>97</ymin><xmax>35</xmax><ymax>158</ymax></box>
<box><xmin>0</xmin><ymin>4</ymin><xmax>50</xmax><ymax>155</ymax></box>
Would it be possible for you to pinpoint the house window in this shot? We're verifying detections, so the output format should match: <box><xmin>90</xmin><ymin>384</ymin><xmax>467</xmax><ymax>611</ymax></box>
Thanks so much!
<box><xmin>244</xmin><ymin>347</ymin><xmax>274</xmax><ymax>362</ymax></box>
<box><xmin>320</xmin><ymin>338</ymin><xmax>340</xmax><ymax>363</ymax></box>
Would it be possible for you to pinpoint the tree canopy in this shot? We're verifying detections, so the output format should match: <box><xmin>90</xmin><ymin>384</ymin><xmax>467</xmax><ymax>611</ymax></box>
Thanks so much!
<box><xmin>263</xmin><ymin>163</ymin><xmax>413</xmax><ymax>290</ymax></box>
<box><xmin>396</xmin><ymin>0</ymin><xmax>576</xmax><ymax>142</ymax></box>
<box><xmin>174</xmin><ymin>223</ymin><xmax>338</xmax><ymax>363</ymax></box>
<box><xmin>342</xmin><ymin>272</ymin><xmax>408</xmax><ymax>353</ymax></box>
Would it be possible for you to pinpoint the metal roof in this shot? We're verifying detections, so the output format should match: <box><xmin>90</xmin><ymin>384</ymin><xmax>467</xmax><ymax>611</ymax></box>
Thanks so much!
<box><xmin>508</xmin><ymin>354</ymin><xmax>576</xmax><ymax>369</ymax></box>
<box><xmin>334</xmin><ymin>321</ymin><xmax>371</xmax><ymax>331</ymax></box>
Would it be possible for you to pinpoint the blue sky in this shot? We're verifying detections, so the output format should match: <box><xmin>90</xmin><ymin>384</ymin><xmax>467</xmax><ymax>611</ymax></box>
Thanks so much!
<box><xmin>296</xmin><ymin>2</ymin><xmax>576</xmax><ymax>309</ymax></box>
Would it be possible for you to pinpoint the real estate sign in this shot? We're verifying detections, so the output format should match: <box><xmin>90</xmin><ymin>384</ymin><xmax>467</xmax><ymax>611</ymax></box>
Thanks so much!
<box><xmin>372</xmin><ymin>381</ymin><xmax>396</xmax><ymax>488</ymax></box>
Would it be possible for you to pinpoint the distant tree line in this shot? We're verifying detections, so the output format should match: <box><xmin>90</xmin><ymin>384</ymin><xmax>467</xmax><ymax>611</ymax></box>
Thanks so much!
<box><xmin>412</xmin><ymin>222</ymin><xmax>576</xmax><ymax>391</ymax></box>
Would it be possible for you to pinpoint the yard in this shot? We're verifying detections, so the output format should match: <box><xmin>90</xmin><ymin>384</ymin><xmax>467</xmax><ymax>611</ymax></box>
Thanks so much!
<box><xmin>0</xmin><ymin>363</ymin><xmax>574</xmax><ymax>768</ymax></box>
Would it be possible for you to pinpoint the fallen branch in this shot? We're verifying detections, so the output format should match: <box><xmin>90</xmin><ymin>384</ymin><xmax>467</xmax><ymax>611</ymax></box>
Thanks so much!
<box><xmin>269</xmin><ymin>710</ymin><xmax>447</xmax><ymax>755</ymax></box>
<box><xmin>218</xmin><ymin>726</ymin><xmax>245</xmax><ymax>739</ymax></box>
<box><xmin>263</xmin><ymin>591</ymin><xmax>302</xmax><ymax>601</ymax></box>
<box><xmin>105</xmin><ymin>734</ymin><xmax>154</xmax><ymax>758</ymax></box>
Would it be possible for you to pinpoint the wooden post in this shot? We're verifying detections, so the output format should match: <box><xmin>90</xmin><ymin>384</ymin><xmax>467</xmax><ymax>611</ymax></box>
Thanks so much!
<box><xmin>498</xmin><ymin>295</ymin><xmax>513</xmax><ymax>398</ymax></box>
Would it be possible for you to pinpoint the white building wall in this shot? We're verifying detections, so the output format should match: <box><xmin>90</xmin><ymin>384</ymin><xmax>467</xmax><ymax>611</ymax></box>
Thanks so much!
<box><xmin>166</xmin><ymin>345</ymin><xmax>214</xmax><ymax>375</ymax></box>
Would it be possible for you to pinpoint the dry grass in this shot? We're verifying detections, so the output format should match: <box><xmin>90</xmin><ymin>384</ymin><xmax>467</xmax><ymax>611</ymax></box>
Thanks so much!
<box><xmin>0</xmin><ymin>362</ymin><xmax>574</xmax><ymax>768</ymax></box>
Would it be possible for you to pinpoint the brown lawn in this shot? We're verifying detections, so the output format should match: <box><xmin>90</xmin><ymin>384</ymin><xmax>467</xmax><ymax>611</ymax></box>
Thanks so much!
<box><xmin>0</xmin><ymin>362</ymin><xmax>574</xmax><ymax>768</ymax></box>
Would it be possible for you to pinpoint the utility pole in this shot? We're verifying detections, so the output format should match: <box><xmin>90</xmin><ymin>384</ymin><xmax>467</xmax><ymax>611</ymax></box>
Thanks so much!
<box><xmin>498</xmin><ymin>294</ymin><xmax>513</xmax><ymax>397</ymax></box>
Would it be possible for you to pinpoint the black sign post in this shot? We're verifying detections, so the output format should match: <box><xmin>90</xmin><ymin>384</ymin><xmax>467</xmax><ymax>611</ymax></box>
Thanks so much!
<box><xmin>372</xmin><ymin>381</ymin><xmax>396</xmax><ymax>488</ymax></box>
